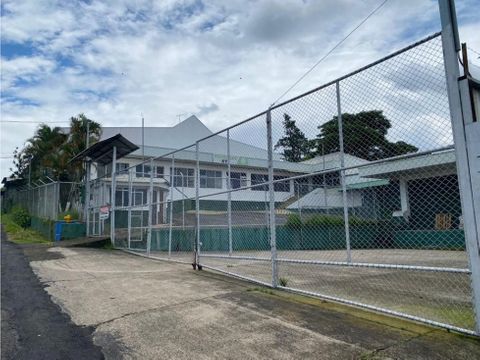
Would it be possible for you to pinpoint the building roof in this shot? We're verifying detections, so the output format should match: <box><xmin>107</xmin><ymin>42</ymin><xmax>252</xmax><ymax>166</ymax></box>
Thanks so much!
<box><xmin>101</xmin><ymin>115</ymin><xmax>282</xmax><ymax>162</ymax></box>
<box><xmin>358</xmin><ymin>148</ymin><xmax>456</xmax><ymax>180</ymax></box>
<box><xmin>70</xmin><ymin>134</ymin><xmax>139</xmax><ymax>165</ymax></box>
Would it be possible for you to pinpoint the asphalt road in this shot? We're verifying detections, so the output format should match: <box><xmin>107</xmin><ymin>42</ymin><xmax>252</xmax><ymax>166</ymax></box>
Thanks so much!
<box><xmin>1</xmin><ymin>227</ymin><xmax>104</xmax><ymax>360</ymax></box>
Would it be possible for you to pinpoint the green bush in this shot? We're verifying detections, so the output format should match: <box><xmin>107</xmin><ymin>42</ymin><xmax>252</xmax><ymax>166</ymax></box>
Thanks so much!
<box><xmin>285</xmin><ymin>213</ymin><xmax>303</xmax><ymax>228</ymax></box>
<box><xmin>10</xmin><ymin>206</ymin><xmax>31</xmax><ymax>229</ymax></box>
<box><xmin>57</xmin><ymin>209</ymin><xmax>80</xmax><ymax>221</ymax></box>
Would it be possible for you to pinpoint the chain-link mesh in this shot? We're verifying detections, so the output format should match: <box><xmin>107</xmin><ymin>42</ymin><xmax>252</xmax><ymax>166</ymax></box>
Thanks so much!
<box><xmin>2</xmin><ymin>181</ymin><xmax>81</xmax><ymax>221</ymax></box>
<box><xmin>82</xmin><ymin>32</ymin><xmax>477</xmax><ymax>335</ymax></box>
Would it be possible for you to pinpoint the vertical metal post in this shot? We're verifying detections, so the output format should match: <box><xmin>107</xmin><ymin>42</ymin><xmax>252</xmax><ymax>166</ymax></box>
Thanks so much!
<box><xmin>168</xmin><ymin>155</ymin><xmax>175</xmax><ymax>258</ymax></box>
<box><xmin>227</xmin><ymin>129</ymin><xmax>233</xmax><ymax>255</ymax></box>
<box><xmin>54</xmin><ymin>182</ymin><xmax>59</xmax><ymax>220</ymax></box>
<box><xmin>127</xmin><ymin>166</ymin><xmax>132</xmax><ymax>249</ymax></box>
<box><xmin>44</xmin><ymin>185</ymin><xmax>47</xmax><ymax>219</ymax></box>
<box><xmin>110</xmin><ymin>146</ymin><xmax>117</xmax><ymax>244</ymax></box>
<box><xmin>85</xmin><ymin>162</ymin><xmax>91</xmax><ymax>236</ymax></box>
<box><xmin>195</xmin><ymin>142</ymin><xmax>201</xmax><ymax>266</ymax></box>
<box><xmin>267</xmin><ymin>109</ymin><xmax>278</xmax><ymax>287</ymax></box>
<box><xmin>336</xmin><ymin>81</ymin><xmax>352</xmax><ymax>263</ymax></box>
<box><xmin>147</xmin><ymin>158</ymin><xmax>154</xmax><ymax>256</ymax></box>
<box><xmin>439</xmin><ymin>0</ymin><xmax>480</xmax><ymax>334</ymax></box>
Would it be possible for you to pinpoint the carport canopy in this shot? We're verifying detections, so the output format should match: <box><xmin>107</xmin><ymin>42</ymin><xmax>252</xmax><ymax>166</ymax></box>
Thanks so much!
<box><xmin>69</xmin><ymin>134</ymin><xmax>139</xmax><ymax>165</ymax></box>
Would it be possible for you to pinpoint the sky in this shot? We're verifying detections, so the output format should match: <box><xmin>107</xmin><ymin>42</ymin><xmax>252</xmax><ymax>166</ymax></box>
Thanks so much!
<box><xmin>1</xmin><ymin>0</ymin><xmax>480</xmax><ymax>179</ymax></box>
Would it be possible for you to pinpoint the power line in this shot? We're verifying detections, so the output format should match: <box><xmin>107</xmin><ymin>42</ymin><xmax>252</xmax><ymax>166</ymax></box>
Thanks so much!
<box><xmin>271</xmin><ymin>0</ymin><xmax>389</xmax><ymax>107</ymax></box>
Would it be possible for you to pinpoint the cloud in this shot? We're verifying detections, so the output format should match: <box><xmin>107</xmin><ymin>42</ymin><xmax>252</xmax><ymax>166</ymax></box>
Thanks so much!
<box><xmin>196</xmin><ymin>102</ymin><xmax>219</xmax><ymax>117</ymax></box>
<box><xmin>1</xmin><ymin>0</ymin><xmax>479</xmax><ymax>178</ymax></box>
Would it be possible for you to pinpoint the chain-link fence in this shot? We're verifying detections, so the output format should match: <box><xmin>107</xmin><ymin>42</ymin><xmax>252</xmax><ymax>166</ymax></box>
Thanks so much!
<box><xmin>92</xmin><ymin>31</ymin><xmax>479</xmax><ymax>335</ymax></box>
<box><xmin>2</xmin><ymin>181</ymin><xmax>82</xmax><ymax>221</ymax></box>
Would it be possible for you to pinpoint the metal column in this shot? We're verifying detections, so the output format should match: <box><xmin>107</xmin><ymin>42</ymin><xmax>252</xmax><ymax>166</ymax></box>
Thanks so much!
<box><xmin>439</xmin><ymin>0</ymin><xmax>480</xmax><ymax>334</ymax></box>
<box><xmin>168</xmin><ymin>154</ymin><xmax>175</xmax><ymax>258</ymax></box>
<box><xmin>110</xmin><ymin>147</ymin><xmax>117</xmax><ymax>244</ymax></box>
<box><xmin>127</xmin><ymin>166</ymin><xmax>132</xmax><ymax>249</ymax></box>
<box><xmin>227</xmin><ymin>129</ymin><xmax>233</xmax><ymax>255</ymax></box>
<box><xmin>195</xmin><ymin>142</ymin><xmax>201</xmax><ymax>267</ymax></box>
<box><xmin>336</xmin><ymin>81</ymin><xmax>352</xmax><ymax>263</ymax></box>
<box><xmin>147</xmin><ymin>158</ymin><xmax>154</xmax><ymax>256</ymax></box>
<box><xmin>266</xmin><ymin>109</ymin><xmax>278</xmax><ymax>287</ymax></box>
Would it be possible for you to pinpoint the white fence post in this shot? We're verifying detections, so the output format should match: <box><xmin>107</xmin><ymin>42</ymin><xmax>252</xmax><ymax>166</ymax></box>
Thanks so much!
<box><xmin>85</xmin><ymin>162</ymin><xmax>91</xmax><ymax>236</ymax></box>
<box><xmin>110</xmin><ymin>147</ymin><xmax>117</xmax><ymax>244</ymax></box>
<box><xmin>147</xmin><ymin>158</ymin><xmax>154</xmax><ymax>256</ymax></box>
<box><xmin>336</xmin><ymin>81</ymin><xmax>352</xmax><ymax>263</ymax></box>
<box><xmin>227</xmin><ymin>129</ymin><xmax>233</xmax><ymax>255</ymax></box>
<box><xmin>439</xmin><ymin>0</ymin><xmax>480</xmax><ymax>334</ymax></box>
<box><xmin>168</xmin><ymin>154</ymin><xmax>175</xmax><ymax>259</ymax></box>
<box><xmin>266</xmin><ymin>108</ymin><xmax>278</xmax><ymax>287</ymax></box>
<box><xmin>128</xmin><ymin>166</ymin><xmax>132</xmax><ymax>249</ymax></box>
<box><xmin>196</xmin><ymin>142</ymin><xmax>201</xmax><ymax>268</ymax></box>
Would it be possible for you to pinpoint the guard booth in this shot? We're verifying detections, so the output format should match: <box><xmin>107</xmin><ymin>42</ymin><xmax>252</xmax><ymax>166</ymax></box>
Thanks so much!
<box><xmin>70</xmin><ymin>134</ymin><xmax>139</xmax><ymax>238</ymax></box>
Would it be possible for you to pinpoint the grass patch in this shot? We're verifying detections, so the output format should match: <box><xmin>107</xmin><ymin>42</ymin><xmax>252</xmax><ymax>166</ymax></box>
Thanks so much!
<box><xmin>1</xmin><ymin>213</ymin><xmax>52</xmax><ymax>245</ymax></box>
<box><xmin>247</xmin><ymin>287</ymin><xmax>275</xmax><ymax>295</ymax></box>
<box><xmin>279</xmin><ymin>277</ymin><xmax>289</xmax><ymax>287</ymax></box>
<box><xmin>103</xmin><ymin>241</ymin><xmax>115</xmax><ymax>250</ymax></box>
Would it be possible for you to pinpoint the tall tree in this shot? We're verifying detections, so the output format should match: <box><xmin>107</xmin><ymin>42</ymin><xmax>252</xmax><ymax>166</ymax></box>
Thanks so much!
<box><xmin>315</xmin><ymin>110</ymin><xmax>418</xmax><ymax>160</ymax></box>
<box><xmin>275</xmin><ymin>113</ymin><xmax>312</xmax><ymax>162</ymax></box>
<box><xmin>10</xmin><ymin>114</ymin><xmax>101</xmax><ymax>182</ymax></box>
<box><xmin>62</xmin><ymin>114</ymin><xmax>102</xmax><ymax>182</ymax></box>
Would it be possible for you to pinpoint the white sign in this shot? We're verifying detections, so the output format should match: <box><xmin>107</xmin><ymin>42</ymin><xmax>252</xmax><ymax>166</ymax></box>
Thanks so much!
<box><xmin>99</xmin><ymin>205</ymin><xmax>110</xmax><ymax>220</ymax></box>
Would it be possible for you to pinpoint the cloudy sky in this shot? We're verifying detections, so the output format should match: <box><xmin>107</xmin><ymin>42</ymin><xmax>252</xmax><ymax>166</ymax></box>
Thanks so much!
<box><xmin>1</xmin><ymin>0</ymin><xmax>479</xmax><ymax>178</ymax></box>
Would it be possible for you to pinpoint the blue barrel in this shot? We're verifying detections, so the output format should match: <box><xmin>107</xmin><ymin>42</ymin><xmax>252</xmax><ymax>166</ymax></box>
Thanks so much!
<box><xmin>54</xmin><ymin>221</ymin><xmax>64</xmax><ymax>241</ymax></box>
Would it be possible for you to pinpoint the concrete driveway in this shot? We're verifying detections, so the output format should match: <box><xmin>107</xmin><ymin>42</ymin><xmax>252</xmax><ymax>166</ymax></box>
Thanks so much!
<box><xmin>30</xmin><ymin>246</ymin><xmax>480</xmax><ymax>359</ymax></box>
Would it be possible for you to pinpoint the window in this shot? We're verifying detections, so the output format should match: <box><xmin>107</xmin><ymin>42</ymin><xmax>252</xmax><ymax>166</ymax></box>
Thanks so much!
<box><xmin>274</xmin><ymin>176</ymin><xmax>290</xmax><ymax>192</ymax></box>
<box><xmin>155</xmin><ymin>166</ymin><xmax>164</xmax><ymax>178</ymax></box>
<box><xmin>200</xmin><ymin>170</ymin><xmax>223</xmax><ymax>189</ymax></box>
<box><xmin>133</xmin><ymin>189</ymin><xmax>147</xmax><ymax>206</ymax></box>
<box><xmin>136</xmin><ymin>164</ymin><xmax>151</xmax><ymax>178</ymax></box>
<box><xmin>114</xmin><ymin>188</ymin><xmax>147</xmax><ymax>206</ymax></box>
<box><xmin>251</xmin><ymin>173</ymin><xmax>269</xmax><ymax>191</ymax></box>
<box><xmin>229</xmin><ymin>172</ymin><xmax>247</xmax><ymax>189</ymax></box>
<box><xmin>170</xmin><ymin>168</ymin><xmax>195</xmax><ymax>187</ymax></box>
<box><xmin>115</xmin><ymin>188</ymin><xmax>128</xmax><ymax>207</ymax></box>
<box><xmin>116</xmin><ymin>162</ymin><xmax>129</xmax><ymax>175</ymax></box>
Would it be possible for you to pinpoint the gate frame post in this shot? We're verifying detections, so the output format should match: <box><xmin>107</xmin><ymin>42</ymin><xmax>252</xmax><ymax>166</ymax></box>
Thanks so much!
<box><xmin>110</xmin><ymin>146</ymin><xmax>117</xmax><ymax>244</ymax></box>
<box><xmin>336</xmin><ymin>81</ymin><xmax>352</xmax><ymax>263</ymax></box>
<box><xmin>195</xmin><ymin>142</ymin><xmax>201</xmax><ymax>268</ymax></box>
<box><xmin>168</xmin><ymin>154</ymin><xmax>175</xmax><ymax>259</ymax></box>
<box><xmin>439</xmin><ymin>0</ymin><xmax>480</xmax><ymax>334</ymax></box>
<box><xmin>227</xmin><ymin>129</ymin><xmax>233</xmax><ymax>256</ymax></box>
<box><xmin>147</xmin><ymin>158</ymin><xmax>154</xmax><ymax>256</ymax></box>
<box><xmin>266</xmin><ymin>108</ymin><xmax>278</xmax><ymax>287</ymax></box>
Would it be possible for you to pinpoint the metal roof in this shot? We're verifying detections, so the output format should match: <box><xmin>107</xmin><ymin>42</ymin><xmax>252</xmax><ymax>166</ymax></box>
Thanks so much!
<box><xmin>70</xmin><ymin>134</ymin><xmax>139</xmax><ymax>165</ymax></box>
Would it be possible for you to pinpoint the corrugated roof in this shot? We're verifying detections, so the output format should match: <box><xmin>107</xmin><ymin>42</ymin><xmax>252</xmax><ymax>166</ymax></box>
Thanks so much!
<box><xmin>69</xmin><ymin>134</ymin><xmax>139</xmax><ymax>165</ymax></box>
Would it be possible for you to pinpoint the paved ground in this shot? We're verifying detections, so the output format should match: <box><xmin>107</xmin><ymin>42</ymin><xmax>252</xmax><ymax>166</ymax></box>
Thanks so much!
<box><xmin>22</xmin><ymin>243</ymin><xmax>480</xmax><ymax>359</ymax></box>
<box><xmin>1</xmin><ymin>228</ymin><xmax>104</xmax><ymax>360</ymax></box>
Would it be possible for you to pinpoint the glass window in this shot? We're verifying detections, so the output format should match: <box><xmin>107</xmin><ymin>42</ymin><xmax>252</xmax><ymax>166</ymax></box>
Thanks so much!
<box><xmin>274</xmin><ymin>176</ymin><xmax>290</xmax><ymax>192</ymax></box>
<box><xmin>229</xmin><ymin>172</ymin><xmax>247</xmax><ymax>189</ymax></box>
<box><xmin>133</xmin><ymin>189</ymin><xmax>146</xmax><ymax>206</ymax></box>
<box><xmin>251</xmin><ymin>173</ymin><xmax>269</xmax><ymax>191</ymax></box>
<box><xmin>136</xmin><ymin>164</ymin><xmax>151</xmax><ymax>178</ymax></box>
<box><xmin>170</xmin><ymin>168</ymin><xmax>195</xmax><ymax>187</ymax></box>
<box><xmin>116</xmin><ymin>163</ymin><xmax>129</xmax><ymax>175</ymax></box>
<box><xmin>200</xmin><ymin>170</ymin><xmax>223</xmax><ymax>189</ymax></box>
<box><xmin>155</xmin><ymin>166</ymin><xmax>164</xmax><ymax>178</ymax></box>
<box><xmin>115</xmin><ymin>188</ymin><xmax>129</xmax><ymax>206</ymax></box>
